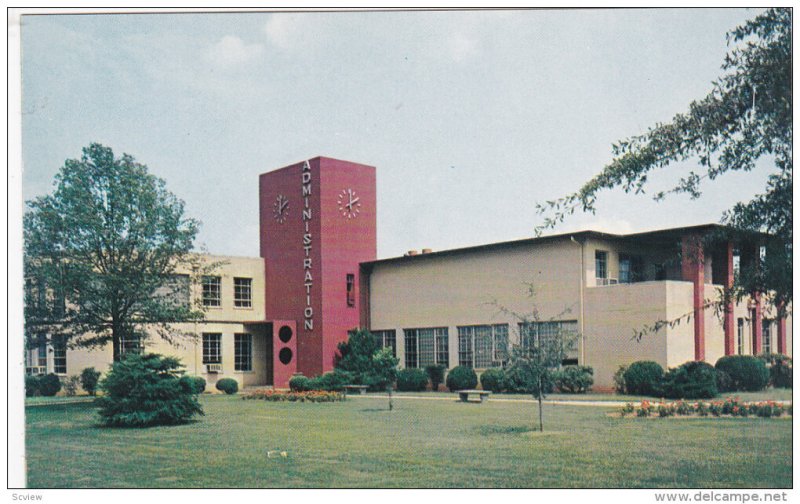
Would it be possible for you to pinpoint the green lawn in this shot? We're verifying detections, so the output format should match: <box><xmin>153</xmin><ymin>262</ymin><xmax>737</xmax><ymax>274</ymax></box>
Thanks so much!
<box><xmin>25</xmin><ymin>394</ymin><xmax>791</xmax><ymax>488</ymax></box>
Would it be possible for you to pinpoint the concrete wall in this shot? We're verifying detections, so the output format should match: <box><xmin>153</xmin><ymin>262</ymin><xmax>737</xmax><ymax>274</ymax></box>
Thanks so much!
<box><xmin>368</xmin><ymin>238</ymin><xmax>582</xmax><ymax>368</ymax></box>
<box><xmin>49</xmin><ymin>255</ymin><xmax>270</xmax><ymax>391</ymax></box>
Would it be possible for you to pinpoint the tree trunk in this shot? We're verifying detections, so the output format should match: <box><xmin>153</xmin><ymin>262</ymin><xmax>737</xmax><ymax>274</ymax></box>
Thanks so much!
<box><xmin>538</xmin><ymin>396</ymin><xmax>544</xmax><ymax>432</ymax></box>
<box><xmin>112</xmin><ymin>320</ymin><xmax>121</xmax><ymax>362</ymax></box>
<box><xmin>387</xmin><ymin>384</ymin><xmax>393</xmax><ymax>411</ymax></box>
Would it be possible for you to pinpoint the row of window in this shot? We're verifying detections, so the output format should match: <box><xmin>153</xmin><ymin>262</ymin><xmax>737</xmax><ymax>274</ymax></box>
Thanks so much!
<box><xmin>736</xmin><ymin>318</ymin><xmax>777</xmax><ymax>355</ymax></box>
<box><xmin>370</xmin><ymin>321</ymin><xmax>578</xmax><ymax>370</ymax></box>
<box><xmin>25</xmin><ymin>335</ymin><xmax>67</xmax><ymax>375</ymax></box>
<box><xmin>202</xmin><ymin>277</ymin><xmax>252</xmax><ymax>308</ymax></box>
<box><xmin>201</xmin><ymin>333</ymin><xmax>253</xmax><ymax>371</ymax></box>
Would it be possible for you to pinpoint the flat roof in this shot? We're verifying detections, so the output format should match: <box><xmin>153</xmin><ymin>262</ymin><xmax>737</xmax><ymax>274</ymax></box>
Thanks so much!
<box><xmin>361</xmin><ymin>223</ymin><xmax>767</xmax><ymax>268</ymax></box>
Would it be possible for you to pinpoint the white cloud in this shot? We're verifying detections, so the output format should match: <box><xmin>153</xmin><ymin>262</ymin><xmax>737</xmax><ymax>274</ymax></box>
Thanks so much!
<box><xmin>263</xmin><ymin>14</ymin><xmax>302</xmax><ymax>50</ymax></box>
<box><xmin>207</xmin><ymin>35</ymin><xmax>264</xmax><ymax>66</ymax></box>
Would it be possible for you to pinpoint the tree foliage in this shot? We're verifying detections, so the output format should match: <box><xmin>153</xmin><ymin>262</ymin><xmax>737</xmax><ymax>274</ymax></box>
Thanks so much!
<box><xmin>536</xmin><ymin>8</ymin><xmax>791</xmax><ymax>308</ymax></box>
<box><xmin>24</xmin><ymin>143</ymin><xmax>210</xmax><ymax>361</ymax></box>
<box><xmin>335</xmin><ymin>329</ymin><xmax>399</xmax><ymax>390</ymax></box>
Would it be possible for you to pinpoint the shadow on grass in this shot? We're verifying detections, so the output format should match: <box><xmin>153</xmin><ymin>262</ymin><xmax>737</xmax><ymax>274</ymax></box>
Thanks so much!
<box><xmin>94</xmin><ymin>418</ymin><xmax>204</xmax><ymax>429</ymax></box>
<box><xmin>359</xmin><ymin>408</ymin><xmax>393</xmax><ymax>413</ymax></box>
<box><xmin>478</xmin><ymin>425</ymin><xmax>534</xmax><ymax>435</ymax></box>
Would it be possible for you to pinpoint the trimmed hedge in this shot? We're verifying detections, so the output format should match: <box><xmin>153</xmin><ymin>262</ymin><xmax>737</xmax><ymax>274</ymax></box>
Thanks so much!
<box><xmin>661</xmin><ymin>361</ymin><xmax>718</xmax><ymax>399</ymax></box>
<box><xmin>479</xmin><ymin>368</ymin><xmax>506</xmax><ymax>393</ymax></box>
<box><xmin>309</xmin><ymin>370</ymin><xmax>353</xmax><ymax>391</ymax></box>
<box><xmin>215</xmin><ymin>378</ymin><xmax>239</xmax><ymax>395</ymax></box>
<box><xmin>554</xmin><ymin>365</ymin><xmax>594</xmax><ymax>394</ymax></box>
<box><xmin>39</xmin><ymin>374</ymin><xmax>62</xmax><ymax>397</ymax></box>
<box><xmin>446</xmin><ymin>366</ymin><xmax>478</xmax><ymax>391</ymax></box>
<box><xmin>396</xmin><ymin>368</ymin><xmax>429</xmax><ymax>392</ymax></box>
<box><xmin>425</xmin><ymin>365</ymin><xmax>446</xmax><ymax>392</ymax></box>
<box><xmin>25</xmin><ymin>375</ymin><xmax>40</xmax><ymax>397</ymax></box>
<box><xmin>715</xmin><ymin>355</ymin><xmax>769</xmax><ymax>392</ymax></box>
<box><xmin>289</xmin><ymin>375</ymin><xmax>313</xmax><ymax>392</ymax></box>
<box><xmin>180</xmin><ymin>376</ymin><xmax>206</xmax><ymax>394</ymax></box>
<box><xmin>623</xmin><ymin>361</ymin><xmax>664</xmax><ymax>396</ymax></box>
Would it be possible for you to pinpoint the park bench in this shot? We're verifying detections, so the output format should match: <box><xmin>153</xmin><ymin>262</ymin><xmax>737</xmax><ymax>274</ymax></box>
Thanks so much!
<box><xmin>457</xmin><ymin>389</ymin><xmax>491</xmax><ymax>403</ymax></box>
<box><xmin>344</xmin><ymin>385</ymin><xmax>368</xmax><ymax>395</ymax></box>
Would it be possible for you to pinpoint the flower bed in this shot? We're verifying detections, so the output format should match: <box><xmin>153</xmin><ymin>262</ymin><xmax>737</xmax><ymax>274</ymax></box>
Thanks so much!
<box><xmin>621</xmin><ymin>398</ymin><xmax>791</xmax><ymax>418</ymax></box>
<box><xmin>242</xmin><ymin>389</ymin><xmax>346</xmax><ymax>403</ymax></box>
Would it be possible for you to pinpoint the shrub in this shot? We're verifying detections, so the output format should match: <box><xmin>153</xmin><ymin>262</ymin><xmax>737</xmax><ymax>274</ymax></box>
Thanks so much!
<box><xmin>63</xmin><ymin>375</ymin><xmax>80</xmax><ymax>397</ymax></box>
<box><xmin>716</xmin><ymin>369</ymin><xmax>734</xmax><ymax>393</ymax></box>
<box><xmin>309</xmin><ymin>370</ymin><xmax>352</xmax><ymax>392</ymax></box>
<box><xmin>502</xmin><ymin>364</ymin><xmax>531</xmax><ymax>393</ymax></box>
<box><xmin>80</xmin><ymin>367</ymin><xmax>101</xmax><ymax>396</ymax></box>
<box><xmin>180</xmin><ymin>376</ymin><xmax>206</xmax><ymax>394</ymax></box>
<box><xmin>661</xmin><ymin>361</ymin><xmax>718</xmax><ymax>399</ymax></box>
<box><xmin>445</xmin><ymin>365</ymin><xmax>478</xmax><ymax>391</ymax></box>
<box><xmin>25</xmin><ymin>375</ymin><xmax>40</xmax><ymax>397</ymax></box>
<box><xmin>289</xmin><ymin>375</ymin><xmax>313</xmax><ymax>392</ymax></box>
<box><xmin>623</xmin><ymin>361</ymin><xmax>664</xmax><ymax>396</ymax></box>
<box><xmin>396</xmin><ymin>368</ymin><xmax>429</xmax><ymax>392</ymax></box>
<box><xmin>425</xmin><ymin>364</ymin><xmax>446</xmax><ymax>391</ymax></box>
<box><xmin>612</xmin><ymin>365</ymin><xmax>628</xmax><ymax>394</ymax></box>
<box><xmin>480</xmin><ymin>368</ymin><xmax>506</xmax><ymax>393</ymax></box>
<box><xmin>770</xmin><ymin>358</ymin><xmax>792</xmax><ymax>388</ymax></box>
<box><xmin>96</xmin><ymin>353</ymin><xmax>204</xmax><ymax>427</ymax></box>
<box><xmin>215</xmin><ymin>378</ymin><xmax>239</xmax><ymax>395</ymax></box>
<box><xmin>38</xmin><ymin>374</ymin><xmax>62</xmax><ymax>397</ymax></box>
<box><xmin>715</xmin><ymin>355</ymin><xmax>769</xmax><ymax>392</ymax></box>
<box><xmin>554</xmin><ymin>365</ymin><xmax>594</xmax><ymax>394</ymax></box>
<box><xmin>760</xmin><ymin>354</ymin><xmax>792</xmax><ymax>388</ymax></box>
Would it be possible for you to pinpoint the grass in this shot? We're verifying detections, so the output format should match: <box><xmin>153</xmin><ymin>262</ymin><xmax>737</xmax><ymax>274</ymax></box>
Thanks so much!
<box><xmin>391</xmin><ymin>388</ymin><xmax>793</xmax><ymax>402</ymax></box>
<box><xmin>26</xmin><ymin>393</ymin><xmax>791</xmax><ymax>488</ymax></box>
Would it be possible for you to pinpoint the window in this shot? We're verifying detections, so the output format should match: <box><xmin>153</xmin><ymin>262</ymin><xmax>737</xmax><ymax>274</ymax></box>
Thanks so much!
<box><xmin>595</xmin><ymin>251</ymin><xmax>608</xmax><ymax>281</ymax></box>
<box><xmin>202</xmin><ymin>276</ymin><xmax>221</xmax><ymax>307</ymax></box>
<box><xmin>346</xmin><ymin>274</ymin><xmax>355</xmax><ymax>307</ymax></box>
<box><xmin>26</xmin><ymin>335</ymin><xmax>47</xmax><ymax>375</ymax></box>
<box><xmin>458</xmin><ymin>325</ymin><xmax>508</xmax><ymax>368</ymax></box>
<box><xmin>737</xmin><ymin>318</ymin><xmax>745</xmax><ymax>355</ymax></box>
<box><xmin>154</xmin><ymin>274</ymin><xmax>190</xmax><ymax>308</ymax></box>
<box><xmin>762</xmin><ymin>320</ymin><xmax>772</xmax><ymax>354</ymax></box>
<box><xmin>202</xmin><ymin>333</ymin><xmax>222</xmax><ymax>364</ymax></box>
<box><xmin>404</xmin><ymin>328</ymin><xmax>448</xmax><ymax>369</ymax></box>
<box><xmin>120</xmin><ymin>333</ymin><xmax>143</xmax><ymax>356</ymax></box>
<box><xmin>372</xmin><ymin>330</ymin><xmax>397</xmax><ymax>357</ymax></box>
<box><xmin>518</xmin><ymin>321</ymin><xmax>579</xmax><ymax>364</ymax></box>
<box><xmin>234</xmin><ymin>333</ymin><xmax>252</xmax><ymax>371</ymax></box>
<box><xmin>52</xmin><ymin>335</ymin><xmax>67</xmax><ymax>374</ymax></box>
<box><xmin>234</xmin><ymin>278</ymin><xmax>252</xmax><ymax>308</ymax></box>
<box><xmin>619</xmin><ymin>254</ymin><xmax>643</xmax><ymax>284</ymax></box>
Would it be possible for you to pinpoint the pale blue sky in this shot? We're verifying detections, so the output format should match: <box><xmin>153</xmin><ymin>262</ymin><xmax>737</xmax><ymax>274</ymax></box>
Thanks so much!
<box><xmin>20</xmin><ymin>8</ymin><xmax>775</xmax><ymax>259</ymax></box>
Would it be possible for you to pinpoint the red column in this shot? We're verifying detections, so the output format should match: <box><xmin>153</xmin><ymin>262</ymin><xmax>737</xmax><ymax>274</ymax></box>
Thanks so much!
<box><xmin>777</xmin><ymin>316</ymin><xmax>787</xmax><ymax>354</ymax></box>
<box><xmin>682</xmin><ymin>235</ymin><xmax>705</xmax><ymax>361</ymax></box>
<box><xmin>751</xmin><ymin>295</ymin><xmax>763</xmax><ymax>355</ymax></box>
<box><xmin>722</xmin><ymin>241</ymin><xmax>735</xmax><ymax>356</ymax></box>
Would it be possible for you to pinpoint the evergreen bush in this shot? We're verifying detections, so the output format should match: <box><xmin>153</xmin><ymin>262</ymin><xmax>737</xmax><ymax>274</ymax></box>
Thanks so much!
<box><xmin>554</xmin><ymin>365</ymin><xmax>594</xmax><ymax>393</ymax></box>
<box><xmin>623</xmin><ymin>361</ymin><xmax>664</xmax><ymax>396</ymax></box>
<box><xmin>760</xmin><ymin>354</ymin><xmax>792</xmax><ymax>388</ymax></box>
<box><xmin>479</xmin><ymin>368</ymin><xmax>506</xmax><ymax>393</ymax></box>
<box><xmin>445</xmin><ymin>365</ymin><xmax>478</xmax><ymax>391</ymax></box>
<box><xmin>612</xmin><ymin>364</ymin><xmax>628</xmax><ymax>394</ymax></box>
<box><xmin>96</xmin><ymin>353</ymin><xmax>204</xmax><ymax>427</ymax></box>
<box><xmin>309</xmin><ymin>370</ymin><xmax>352</xmax><ymax>391</ymax></box>
<box><xmin>396</xmin><ymin>368</ymin><xmax>429</xmax><ymax>391</ymax></box>
<box><xmin>80</xmin><ymin>367</ymin><xmax>101</xmax><ymax>396</ymax></box>
<box><xmin>25</xmin><ymin>375</ymin><xmax>40</xmax><ymax>397</ymax></box>
<box><xmin>425</xmin><ymin>364</ymin><xmax>446</xmax><ymax>391</ymax></box>
<box><xmin>38</xmin><ymin>374</ymin><xmax>62</xmax><ymax>397</ymax></box>
<box><xmin>661</xmin><ymin>361</ymin><xmax>718</xmax><ymax>399</ymax></box>
<box><xmin>289</xmin><ymin>375</ymin><xmax>312</xmax><ymax>392</ymax></box>
<box><xmin>180</xmin><ymin>376</ymin><xmax>206</xmax><ymax>394</ymax></box>
<box><xmin>715</xmin><ymin>355</ymin><xmax>769</xmax><ymax>391</ymax></box>
<box><xmin>215</xmin><ymin>378</ymin><xmax>239</xmax><ymax>395</ymax></box>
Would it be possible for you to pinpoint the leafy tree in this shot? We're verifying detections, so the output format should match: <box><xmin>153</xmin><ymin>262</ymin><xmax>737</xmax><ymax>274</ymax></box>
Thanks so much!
<box><xmin>24</xmin><ymin>143</ymin><xmax>210</xmax><ymax>361</ymax></box>
<box><xmin>537</xmin><ymin>9</ymin><xmax>791</xmax><ymax>312</ymax></box>
<box><xmin>505</xmin><ymin>323</ymin><xmax>577</xmax><ymax>432</ymax></box>
<box><xmin>97</xmin><ymin>353</ymin><xmax>204</xmax><ymax>427</ymax></box>
<box><xmin>335</xmin><ymin>329</ymin><xmax>398</xmax><ymax>391</ymax></box>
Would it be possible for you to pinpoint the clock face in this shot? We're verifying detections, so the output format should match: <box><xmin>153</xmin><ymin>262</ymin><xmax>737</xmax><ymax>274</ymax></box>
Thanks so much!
<box><xmin>273</xmin><ymin>194</ymin><xmax>289</xmax><ymax>223</ymax></box>
<box><xmin>337</xmin><ymin>188</ymin><xmax>361</xmax><ymax>219</ymax></box>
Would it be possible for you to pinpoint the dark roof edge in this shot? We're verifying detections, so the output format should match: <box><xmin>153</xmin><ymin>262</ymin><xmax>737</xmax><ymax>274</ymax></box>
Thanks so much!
<box><xmin>360</xmin><ymin>223</ymin><xmax>769</xmax><ymax>268</ymax></box>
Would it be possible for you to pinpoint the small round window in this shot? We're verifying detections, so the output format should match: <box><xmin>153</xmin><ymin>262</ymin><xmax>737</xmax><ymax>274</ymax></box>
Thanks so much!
<box><xmin>278</xmin><ymin>325</ymin><xmax>293</xmax><ymax>343</ymax></box>
<box><xmin>278</xmin><ymin>348</ymin><xmax>293</xmax><ymax>365</ymax></box>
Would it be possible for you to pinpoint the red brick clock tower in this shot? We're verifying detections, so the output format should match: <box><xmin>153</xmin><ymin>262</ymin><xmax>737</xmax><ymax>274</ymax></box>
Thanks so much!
<box><xmin>259</xmin><ymin>157</ymin><xmax>377</xmax><ymax>387</ymax></box>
